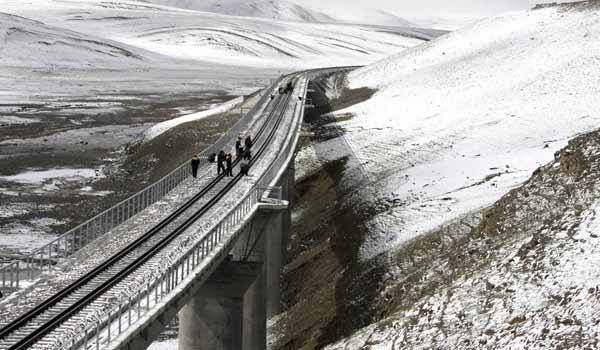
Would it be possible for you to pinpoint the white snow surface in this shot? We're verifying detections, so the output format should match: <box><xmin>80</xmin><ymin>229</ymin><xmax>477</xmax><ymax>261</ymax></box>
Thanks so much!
<box><xmin>139</xmin><ymin>0</ymin><xmax>417</xmax><ymax>27</ymax></box>
<box><xmin>0</xmin><ymin>0</ymin><xmax>425</xmax><ymax>70</ymax></box>
<box><xmin>0</xmin><ymin>116</ymin><xmax>40</xmax><ymax>125</ymax></box>
<box><xmin>0</xmin><ymin>168</ymin><xmax>101</xmax><ymax>184</ymax></box>
<box><xmin>139</xmin><ymin>0</ymin><xmax>335</xmax><ymax>23</ymax></box>
<box><xmin>326</xmin><ymin>5</ymin><xmax>600</xmax><ymax>259</ymax></box>
<box><xmin>148</xmin><ymin>339</ymin><xmax>177</xmax><ymax>350</ymax></box>
<box><xmin>142</xmin><ymin>96</ymin><xmax>244</xmax><ymax>141</ymax></box>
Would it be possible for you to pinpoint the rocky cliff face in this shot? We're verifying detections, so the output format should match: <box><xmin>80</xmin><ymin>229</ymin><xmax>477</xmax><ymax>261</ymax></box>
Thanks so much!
<box><xmin>323</xmin><ymin>126</ymin><xmax>600</xmax><ymax>350</ymax></box>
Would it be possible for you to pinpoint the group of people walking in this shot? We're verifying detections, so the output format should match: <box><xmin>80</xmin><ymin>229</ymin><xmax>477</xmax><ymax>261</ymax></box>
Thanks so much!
<box><xmin>190</xmin><ymin>134</ymin><xmax>253</xmax><ymax>179</ymax></box>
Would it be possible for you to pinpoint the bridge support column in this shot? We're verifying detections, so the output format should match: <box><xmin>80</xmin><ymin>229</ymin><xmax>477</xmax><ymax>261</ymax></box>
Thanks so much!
<box><xmin>265</xmin><ymin>208</ymin><xmax>283</xmax><ymax>318</ymax></box>
<box><xmin>178</xmin><ymin>260</ymin><xmax>261</xmax><ymax>350</ymax></box>
<box><xmin>179</xmin><ymin>165</ymin><xmax>296</xmax><ymax>350</ymax></box>
<box><xmin>236</xmin><ymin>202</ymin><xmax>288</xmax><ymax>349</ymax></box>
<box><xmin>242</xmin><ymin>270</ymin><xmax>266</xmax><ymax>350</ymax></box>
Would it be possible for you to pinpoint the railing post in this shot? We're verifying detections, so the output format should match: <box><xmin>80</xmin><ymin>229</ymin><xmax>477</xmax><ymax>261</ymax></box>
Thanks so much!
<box><xmin>128</xmin><ymin>296</ymin><xmax>132</xmax><ymax>326</ymax></box>
<box><xmin>155</xmin><ymin>280</ymin><xmax>159</xmax><ymax>303</ymax></box>
<box><xmin>107</xmin><ymin>310</ymin><xmax>112</xmax><ymax>343</ymax></box>
<box><xmin>137</xmin><ymin>293</ymin><xmax>141</xmax><ymax>320</ymax></box>
<box><xmin>27</xmin><ymin>256</ymin><xmax>31</xmax><ymax>280</ymax></box>
<box><xmin>9</xmin><ymin>262</ymin><xmax>14</xmax><ymax>287</ymax></box>
<box><xmin>118</xmin><ymin>301</ymin><xmax>123</xmax><ymax>334</ymax></box>
<box><xmin>166</xmin><ymin>267</ymin><xmax>173</xmax><ymax>293</ymax></box>
<box><xmin>48</xmin><ymin>244</ymin><xmax>52</xmax><ymax>274</ymax></box>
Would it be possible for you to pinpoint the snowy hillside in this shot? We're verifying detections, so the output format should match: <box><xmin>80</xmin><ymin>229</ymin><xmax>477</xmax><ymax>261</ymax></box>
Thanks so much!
<box><xmin>0</xmin><ymin>13</ymin><xmax>156</xmax><ymax>69</ymax></box>
<box><xmin>139</xmin><ymin>0</ymin><xmax>335</xmax><ymax>22</ymax></box>
<box><xmin>277</xmin><ymin>2</ymin><xmax>600</xmax><ymax>348</ymax></box>
<box><xmin>1</xmin><ymin>0</ymin><xmax>427</xmax><ymax>69</ymax></box>
<box><xmin>139</xmin><ymin>0</ymin><xmax>417</xmax><ymax>27</ymax></box>
<box><xmin>335</xmin><ymin>3</ymin><xmax>600</xmax><ymax>258</ymax></box>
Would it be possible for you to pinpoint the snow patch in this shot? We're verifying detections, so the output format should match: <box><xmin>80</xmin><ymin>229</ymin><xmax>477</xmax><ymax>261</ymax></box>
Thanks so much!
<box><xmin>0</xmin><ymin>168</ymin><xmax>102</xmax><ymax>185</ymax></box>
<box><xmin>148</xmin><ymin>339</ymin><xmax>177</xmax><ymax>350</ymax></box>
<box><xmin>0</xmin><ymin>116</ymin><xmax>40</xmax><ymax>125</ymax></box>
<box><xmin>142</xmin><ymin>96</ymin><xmax>244</xmax><ymax>141</ymax></box>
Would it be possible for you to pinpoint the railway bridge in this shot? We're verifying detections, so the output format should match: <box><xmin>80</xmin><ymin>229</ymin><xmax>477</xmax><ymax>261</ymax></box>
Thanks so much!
<box><xmin>0</xmin><ymin>70</ymin><xmax>321</xmax><ymax>350</ymax></box>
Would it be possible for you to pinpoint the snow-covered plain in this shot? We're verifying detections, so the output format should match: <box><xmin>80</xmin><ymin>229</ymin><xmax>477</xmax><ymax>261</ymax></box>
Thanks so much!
<box><xmin>316</xmin><ymin>4</ymin><xmax>600</xmax><ymax>260</ymax></box>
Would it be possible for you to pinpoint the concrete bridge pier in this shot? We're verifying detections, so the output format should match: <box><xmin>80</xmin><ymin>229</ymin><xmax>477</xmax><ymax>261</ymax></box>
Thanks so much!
<box><xmin>178</xmin><ymin>260</ymin><xmax>261</xmax><ymax>350</ymax></box>
<box><xmin>178</xmin><ymin>162</ymin><xmax>295</xmax><ymax>350</ymax></box>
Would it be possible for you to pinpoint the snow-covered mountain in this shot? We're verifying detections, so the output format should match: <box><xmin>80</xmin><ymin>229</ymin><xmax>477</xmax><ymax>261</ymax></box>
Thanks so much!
<box><xmin>139</xmin><ymin>0</ymin><xmax>335</xmax><ymax>22</ymax></box>
<box><xmin>271</xmin><ymin>2</ymin><xmax>600</xmax><ymax>349</ymax></box>
<box><xmin>0</xmin><ymin>0</ymin><xmax>431</xmax><ymax>103</ymax></box>
<box><xmin>139</xmin><ymin>0</ymin><xmax>417</xmax><ymax>26</ymax></box>
<box><xmin>0</xmin><ymin>13</ymin><xmax>157</xmax><ymax>69</ymax></box>
<box><xmin>1</xmin><ymin>0</ymin><xmax>428</xmax><ymax>69</ymax></box>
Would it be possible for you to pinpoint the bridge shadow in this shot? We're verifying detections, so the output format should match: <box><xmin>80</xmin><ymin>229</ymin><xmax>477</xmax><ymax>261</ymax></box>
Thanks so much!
<box><xmin>280</xmin><ymin>73</ymin><xmax>390</xmax><ymax>349</ymax></box>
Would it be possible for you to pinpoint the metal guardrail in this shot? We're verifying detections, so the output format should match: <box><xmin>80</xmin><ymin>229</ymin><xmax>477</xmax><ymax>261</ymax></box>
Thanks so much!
<box><xmin>66</xmin><ymin>77</ymin><xmax>309</xmax><ymax>350</ymax></box>
<box><xmin>0</xmin><ymin>76</ymin><xmax>286</xmax><ymax>289</ymax></box>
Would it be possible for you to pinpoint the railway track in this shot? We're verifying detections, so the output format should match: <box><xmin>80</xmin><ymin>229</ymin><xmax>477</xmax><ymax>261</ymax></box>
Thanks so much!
<box><xmin>0</xmin><ymin>78</ymin><xmax>297</xmax><ymax>350</ymax></box>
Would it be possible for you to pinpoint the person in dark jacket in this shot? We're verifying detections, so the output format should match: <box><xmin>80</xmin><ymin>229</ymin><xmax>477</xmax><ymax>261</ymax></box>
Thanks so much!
<box><xmin>244</xmin><ymin>135</ymin><xmax>253</xmax><ymax>149</ymax></box>
<box><xmin>235</xmin><ymin>136</ymin><xmax>243</xmax><ymax>157</ymax></box>
<box><xmin>225</xmin><ymin>153</ymin><xmax>233</xmax><ymax>177</ymax></box>
<box><xmin>244</xmin><ymin>135</ymin><xmax>252</xmax><ymax>151</ymax></box>
<box><xmin>190</xmin><ymin>155</ymin><xmax>200</xmax><ymax>178</ymax></box>
<box><xmin>217</xmin><ymin>150</ymin><xmax>226</xmax><ymax>175</ymax></box>
<box><xmin>243</xmin><ymin>147</ymin><xmax>251</xmax><ymax>160</ymax></box>
<box><xmin>240</xmin><ymin>162</ymin><xmax>249</xmax><ymax>176</ymax></box>
<box><xmin>208</xmin><ymin>153</ymin><xmax>216</xmax><ymax>163</ymax></box>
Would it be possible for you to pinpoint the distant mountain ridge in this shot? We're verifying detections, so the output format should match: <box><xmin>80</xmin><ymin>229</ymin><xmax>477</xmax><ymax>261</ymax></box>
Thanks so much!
<box><xmin>139</xmin><ymin>0</ymin><xmax>334</xmax><ymax>22</ymax></box>
<box><xmin>139</xmin><ymin>0</ymin><xmax>416</xmax><ymax>26</ymax></box>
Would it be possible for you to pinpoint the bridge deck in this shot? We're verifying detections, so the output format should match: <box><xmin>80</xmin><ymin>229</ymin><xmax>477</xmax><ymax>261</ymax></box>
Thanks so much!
<box><xmin>0</xmin><ymin>87</ymin><xmax>274</xmax><ymax>327</ymax></box>
<box><xmin>36</xmin><ymin>88</ymin><xmax>301</xmax><ymax>350</ymax></box>
<box><xmin>0</xmin><ymin>76</ymin><xmax>307</xmax><ymax>350</ymax></box>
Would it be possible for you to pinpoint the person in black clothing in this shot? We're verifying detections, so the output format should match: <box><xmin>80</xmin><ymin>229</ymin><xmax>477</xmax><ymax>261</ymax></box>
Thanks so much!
<box><xmin>217</xmin><ymin>150</ymin><xmax>226</xmax><ymax>175</ymax></box>
<box><xmin>190</xmin><ymin>155</ymin><xmax>200</xmax><ymax>178</ymax></box>
<box><xmin>225</xmin><ymin>153</ymin><xmax>233</xmax><ymax>177</ymax></box>
<box><xmin>243</xmin><ymin>147</ymin><xmax>251</xmax><ymax>160</ymax></box>
<box><xmin>208</xmin><ymin>153</ymin><xmax>216</xmax><ymax>163</ymax></box>
<box><xmin>240</xmin><ymin>162</ymin><xmax>249</xmax><ymax>176</ymax></box>
<box><xmin>244</xmin><ymin>135</ymin><xmax>252</xmax><ymax>150</ymax></box>
<box><xmin>235</xmin><ymin>137</ymin><xmax>243</xmax><ymax>157</ymax></box>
